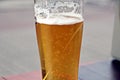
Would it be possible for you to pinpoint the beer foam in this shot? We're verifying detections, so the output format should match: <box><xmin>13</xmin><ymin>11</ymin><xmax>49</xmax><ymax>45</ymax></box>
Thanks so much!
<box><xmin>36</xmin><ymin>13</ymin><xmax>83</xmax><ymax>25</ymax></box>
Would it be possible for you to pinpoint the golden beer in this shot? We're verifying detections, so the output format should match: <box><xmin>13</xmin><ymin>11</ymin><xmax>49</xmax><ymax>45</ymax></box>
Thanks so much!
<box><xmin>36</xmin><ymin>15</ymin><xmax>83</xmax><ymax>80</ymax></box>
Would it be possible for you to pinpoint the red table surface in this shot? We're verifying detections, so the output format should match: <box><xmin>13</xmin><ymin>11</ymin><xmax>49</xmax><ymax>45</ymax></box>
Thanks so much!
<box><xmin>1</xmin><ymin>71</ymin><xmax>41</xmax><ymax>80</ymax></box>
<box><xmin>0</xmin><ymin>60</ymin><xmax>117</xmax><ymax>80</ymax></box>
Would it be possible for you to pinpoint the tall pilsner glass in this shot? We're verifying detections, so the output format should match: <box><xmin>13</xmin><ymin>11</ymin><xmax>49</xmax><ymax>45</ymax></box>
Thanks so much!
<box><xmin>34</xmin><ymin>0</ymin><xmax>84</xmax><ymax>80</ymax></box>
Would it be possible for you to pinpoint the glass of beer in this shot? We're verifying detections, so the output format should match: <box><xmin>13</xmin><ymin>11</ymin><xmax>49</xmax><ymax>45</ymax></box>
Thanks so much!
<box><xmin>34</xmin><ymin>0</ymin><xmax>83</xmax><ymax>80</ymax></box>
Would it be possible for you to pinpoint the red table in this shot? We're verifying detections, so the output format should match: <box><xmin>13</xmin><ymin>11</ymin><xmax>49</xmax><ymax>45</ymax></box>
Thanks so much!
<box><xmin>1</xmin><ymin>60</ymin><xmax>120</xmax><ymax>80</ymax></box>
<box><xmin>0</xmin><ymin>71</ymin><xmax>41</xmax><ymax>80</ymax></box>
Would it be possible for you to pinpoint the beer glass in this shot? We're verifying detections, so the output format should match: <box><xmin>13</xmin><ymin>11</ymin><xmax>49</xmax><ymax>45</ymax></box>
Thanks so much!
<box><xmin>34</xmin><ymin>0</ymin><xmax>83</xmax><ymax>80</ymax></box>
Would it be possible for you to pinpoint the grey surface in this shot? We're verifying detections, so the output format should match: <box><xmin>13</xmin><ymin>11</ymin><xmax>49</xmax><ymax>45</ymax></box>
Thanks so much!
<box><xmin>0</xmin><ymin>0</ymin><xmax>115</xmax><ymax>76</ymax></box>
<box><xmin>79</xmin><ymin>61</ymin><xmax>112</xmax><ymax>80</ymax></box>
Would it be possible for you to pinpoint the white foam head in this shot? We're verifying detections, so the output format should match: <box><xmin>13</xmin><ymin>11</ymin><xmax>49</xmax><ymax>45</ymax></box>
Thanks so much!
<box><xmin>36</xmin><ymin>13</ymin><xmax>83</xmax><ymax>25</ymax></box>
<box><xmin>34</xmin><ymin>3</ymin><xmax>83</xmax><ymax>25</ymax></box>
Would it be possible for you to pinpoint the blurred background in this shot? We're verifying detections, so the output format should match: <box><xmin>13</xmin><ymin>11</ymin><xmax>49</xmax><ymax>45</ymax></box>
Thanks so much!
<box><xmin>0</xmin><ymin>0</ymin><xmax>115</xmax><ymax>76</ymax></box>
